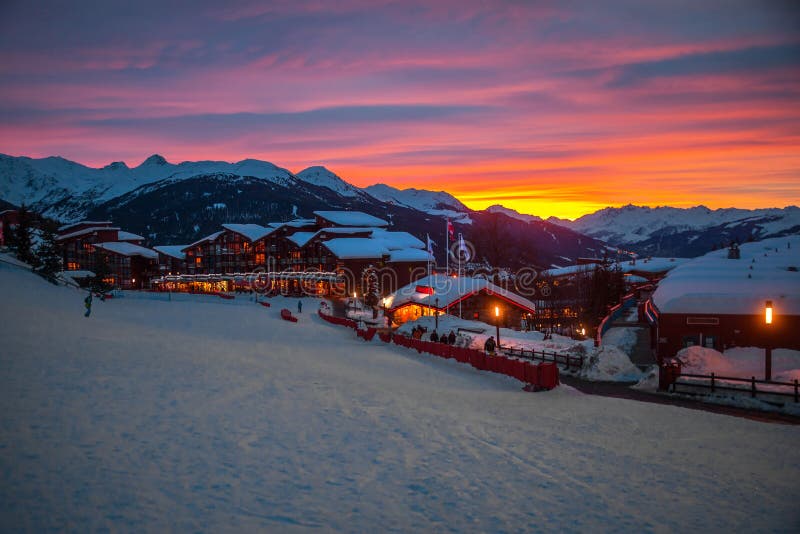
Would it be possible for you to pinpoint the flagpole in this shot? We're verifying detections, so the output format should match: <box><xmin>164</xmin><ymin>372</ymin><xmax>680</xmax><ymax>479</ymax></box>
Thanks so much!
<box><xmin>458</xmin><ymin>232</ymin><xmax>462</xmax><ymax>318</ymax></box>
<box><xmin>445</xmin><ymin>219</ymin><xmax>449</xmax><ymax>275</ymax></box>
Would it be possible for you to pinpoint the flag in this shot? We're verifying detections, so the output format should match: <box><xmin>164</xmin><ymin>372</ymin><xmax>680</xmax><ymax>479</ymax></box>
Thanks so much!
<box><xmin>426</xmin><ymin>233</ymin><xmax>434</xmax><ymax>256</ymax></box>
<box><xmin>458</xmin><ymin>234</ymin><xmax>470</xmax><ymax>261</ymax></box>
<box><xmin>447</xmin><ymin>219</ymin><xmax>454</xmax><ymax>239</ymax></box>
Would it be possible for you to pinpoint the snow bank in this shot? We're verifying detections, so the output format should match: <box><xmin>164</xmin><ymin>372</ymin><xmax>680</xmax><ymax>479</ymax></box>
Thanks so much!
<box><xmin>581</xmin><ymin>345</ymin><xmax>644</xmax><ymax>382</ymax></box>
<box><xmin>676</xmin><ymin>346</ymin><xmax>800</xmax><ymax>382</ymax></box>
<box><xmin>602</xmin><ymin>327</ymin><xmax>638</xmax><ymax>355</ymax></box>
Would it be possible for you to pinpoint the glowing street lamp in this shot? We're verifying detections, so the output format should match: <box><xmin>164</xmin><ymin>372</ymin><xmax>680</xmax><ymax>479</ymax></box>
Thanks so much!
<box><xmin>495</xmin><ymin>305</ymin><xmax>501</xmax><ymax>348</ymax></box>
<box><xmin>765</xmin><ymin>300</ymin><xmax>773</xmax><ymax>381</ymax></box>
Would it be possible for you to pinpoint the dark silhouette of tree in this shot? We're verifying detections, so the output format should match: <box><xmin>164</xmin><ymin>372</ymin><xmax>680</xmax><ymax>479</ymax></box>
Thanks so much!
<box><xmin>34</xmin><ymin>219</ymin><xmax>62</xmax><ymax>283</ymax></box>
<box><xmin>10</xmin><ymin>205</ymin><xmax>36</xmax><ymax>266</ymax></box>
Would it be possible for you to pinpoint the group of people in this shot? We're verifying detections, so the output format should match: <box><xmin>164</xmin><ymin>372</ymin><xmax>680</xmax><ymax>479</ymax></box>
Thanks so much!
<box><xmin>410</xmin><ymin>325</ymin><xmax>458</xmax><ymax>345</ymax></box>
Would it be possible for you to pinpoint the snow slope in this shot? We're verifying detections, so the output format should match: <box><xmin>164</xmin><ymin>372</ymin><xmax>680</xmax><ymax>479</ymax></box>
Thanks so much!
<box><xmin>363</xmin><ymin>183</ymin><xmax>471</xmax><ymax>222</ymax></box>
<box><xmin>296</xmin><ymin>166</ymin><xmax>364</xmax><ymax>198</ymax></box>
<box><xmin>486</xmin><ymin>204</ymin><xmax>542</xmax><ymax>223</ymax></box>
<box><xmin>1</xmin><ymin>264</ymin><xmax>799</xmax><ymax>531</ymax></box>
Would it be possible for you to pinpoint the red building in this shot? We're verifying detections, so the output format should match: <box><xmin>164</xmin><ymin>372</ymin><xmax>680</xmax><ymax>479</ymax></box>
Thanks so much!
<box><xmin>648</xmin><ymin>237</ymin><xmax>800</xmax><ymax>360</ymax></box>
<box><xmin>57</xmin><ymin>220</ymin><xmax>157</xmax><ymax>289</ymax></box>
<box><xmin>155</xmin><ymin>212</ymin><xmax>431</xmax><ymax>297</ymax></box>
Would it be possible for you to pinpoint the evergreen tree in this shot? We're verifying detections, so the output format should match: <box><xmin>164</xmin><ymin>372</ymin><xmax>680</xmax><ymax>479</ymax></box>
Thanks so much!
<box><xmin>91</xmin><ymin>250</ymin><xmax>113</xmax><ymax>293</ymax></box>
<box><xmin>10</xmin><ymin>205</ymin><xmax>36</xmax><ymax>266</ymax></box>
<box><xmin>34</xmin><ymin>219</ymin><xmax>62</xmax><ymax>283</ymax></box>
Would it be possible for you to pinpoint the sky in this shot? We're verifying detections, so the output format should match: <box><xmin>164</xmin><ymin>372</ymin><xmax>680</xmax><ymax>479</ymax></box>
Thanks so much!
<box><xmin>0</xmin><ymin>1</ymin><xmax>798</xmax><ymax>219</ymax></box>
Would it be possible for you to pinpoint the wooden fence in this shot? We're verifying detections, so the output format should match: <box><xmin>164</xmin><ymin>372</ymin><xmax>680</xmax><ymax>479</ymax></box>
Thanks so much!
<box><xmin>502</xmin><ymin>346</ymin><xmax>584</xmax><ymax>371</ymax></box>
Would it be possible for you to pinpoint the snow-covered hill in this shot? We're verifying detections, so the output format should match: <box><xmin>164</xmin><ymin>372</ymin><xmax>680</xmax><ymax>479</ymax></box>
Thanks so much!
<box><xmin>548</xmin><ymin>204</ymin><xmax>800</xmax><ymax>246</ymax></box>
<box><xmin>486</xmin><ymin>204</ymin><xmax>542</xmax><ymax>223</ymax></box>
<box><xmin>0</xmin><ymin>153</ymin><xmax>297</xmax><ymax>220</ymax></box>
<box><xmin>363</xmin><ymin>183</ymin><xmax>471</xmax><ymax>222</ymax></box>
<box><xmin>2</xmin><ymin>261</ymin><xmax>799</xmax><ymax>531</ymax></box>
<box><xmin>296</xmin><ymin>166</ymin><xmax>366</xmax><ymax>198</ymax></box>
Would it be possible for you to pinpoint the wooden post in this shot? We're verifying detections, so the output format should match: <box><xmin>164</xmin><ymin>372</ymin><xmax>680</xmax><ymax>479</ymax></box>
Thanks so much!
<box><xmin>751</xmin><ymin>376</ymin><xmax>756</xmax><ymax>398</ymax></box>
<box><xmin>795</xmin><ymin>379</ymin><xmax>798</xmax><ymax>403</ymax></box>
<box><xmin>710</xmin><ymin>372</ymin><xmax>715</xmax><ymax>393</ymax></box>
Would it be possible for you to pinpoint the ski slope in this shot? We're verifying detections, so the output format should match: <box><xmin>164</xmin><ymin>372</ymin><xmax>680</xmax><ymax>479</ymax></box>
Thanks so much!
<box><xmin>1</xmin><ymin>263</ymin><xmax>799</xmax><ymax>531</ymax></box>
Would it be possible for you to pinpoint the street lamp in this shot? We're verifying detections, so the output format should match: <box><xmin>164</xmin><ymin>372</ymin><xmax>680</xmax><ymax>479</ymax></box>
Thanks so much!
<box><xmin>765</xmin><ymin>300</ymin><xmax>773</xmax><ymax>381</ymax></box>
<box><xmin>495</xmin><ymin>305</ymin><xmax>501</xmax><ymax>348</ymax></box>
<box><xmin>435</xmin><ymin>297</ymin><xmax>439</xmax><ymax>330</ymax></box>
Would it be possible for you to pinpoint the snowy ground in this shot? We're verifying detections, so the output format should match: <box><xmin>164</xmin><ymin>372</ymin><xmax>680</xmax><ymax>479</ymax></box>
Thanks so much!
<box><xmin>2</xmin><ymin>263</ymin><xmax>800</xmax><ymax>531</ymax></box>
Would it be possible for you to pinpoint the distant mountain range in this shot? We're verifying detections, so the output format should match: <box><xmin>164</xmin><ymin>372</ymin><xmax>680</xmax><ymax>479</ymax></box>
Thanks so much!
<box><xmin>547</xmin><ymin>204</ymin><xmax>800</xmax><ymax>257</ymax></box>
<box><xmin>0</xmin><ymin>153</ymin><xmax>609</xmax><ymax>269</ymax></box>
<box><xmin>3</xmin><ymin>152</ymin><xmax>795</xmax><ymax>261</ymax></box>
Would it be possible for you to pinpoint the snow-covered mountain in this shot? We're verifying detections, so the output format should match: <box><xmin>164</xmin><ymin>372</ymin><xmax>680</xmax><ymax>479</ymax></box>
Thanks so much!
<box><xmin>296</xmin><ymin>166</ymin><xmax>366</xmax><ymax>198</ymax></box>
<box><xmin>362</xmin><ymin>183</ymin><xmax>471</xmax><ymax>222</ymax></box>
<box><xmin>549</xmin><ymin>204</ymin><xmax>799</xmax><ymax>244</ymax></box>
<box><xmin>546</xmin><ymin>204</ymin><xmax>800</xmax><ymax>256</ymax></box>
<box><xmin>486</xmin><ymin>204</ymin><xmax>542</xmax><ymax>224</ymax></box>
<box><xmin>0</xmin><ymin>153</ymin><xmax>297</xmax><ymax>220</ymax></box>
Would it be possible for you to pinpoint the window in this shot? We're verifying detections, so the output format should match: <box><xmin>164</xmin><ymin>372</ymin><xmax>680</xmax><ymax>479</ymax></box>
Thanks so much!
<box><xmin>682</xmin><ymin>336</ymin><xmax>697</xmax><ymax>348</ymax></box>
<box><xmin>67</xmin><ymin>262</ymin><xmax>80</xmax><ymax>270</ymax></box>
<box><xmin>703</xmin><ymin>336</ymin><xmax>716</xmax><ymax>349</ymax></box>
<box><xmin>195</xmin><ymin>257</ymin><xmax>202</xmax><ymax>265</ymax></box>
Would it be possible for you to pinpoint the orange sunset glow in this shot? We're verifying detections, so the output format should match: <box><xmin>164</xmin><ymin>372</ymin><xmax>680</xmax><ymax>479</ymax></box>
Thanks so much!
<box><xmin>1</xmin><ymin>1</ymin><xmax>798</xmax><ymax>218</ymax></box>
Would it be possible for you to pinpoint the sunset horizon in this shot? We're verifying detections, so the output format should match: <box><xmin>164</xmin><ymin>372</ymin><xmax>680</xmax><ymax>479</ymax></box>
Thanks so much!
<box><xmin>2</xmin><ymin>1</ymin><xmax>798</xmax><ymax>220</ymax></box>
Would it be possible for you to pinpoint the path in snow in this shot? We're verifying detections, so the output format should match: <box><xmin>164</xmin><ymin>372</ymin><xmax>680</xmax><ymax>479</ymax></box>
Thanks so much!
<box><xmin>1</xmin><ymin>263</ymin><xmax>799</xmax><ymax>532</ymax></box>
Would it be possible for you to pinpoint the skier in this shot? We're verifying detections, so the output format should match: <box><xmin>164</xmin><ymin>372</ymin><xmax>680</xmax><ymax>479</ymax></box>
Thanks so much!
<box><xmin>447</xmin><ymin>330</ymin><xmax>456</xmax><ymax>345</ymax></box>
<box><xmin>84</xmin><ymin>293</ymin><xmax>93</xmax><ymax>318</ymax></box>
<box><xmin>484</xmin><ymin>336</ymin><xmax>496</xmax><ymax>354</ymax></box>
<box><xmin>297</xmin><ymin>300</ymin><xmax>302</xmax><ymax>314</ymax></box>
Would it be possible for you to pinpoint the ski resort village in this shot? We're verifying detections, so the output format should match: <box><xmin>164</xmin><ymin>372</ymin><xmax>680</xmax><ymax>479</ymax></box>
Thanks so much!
<box><xmin>2</xmin><ymin>1</ymin><xmax>800</xmax><ymax>531</ymax></box>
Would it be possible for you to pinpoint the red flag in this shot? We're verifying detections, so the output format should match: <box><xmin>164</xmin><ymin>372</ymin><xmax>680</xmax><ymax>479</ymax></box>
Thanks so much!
<box><xmin>447</xmin><ymin>219</ymin><xmax>455</xmax><ymax>239</ymax></box>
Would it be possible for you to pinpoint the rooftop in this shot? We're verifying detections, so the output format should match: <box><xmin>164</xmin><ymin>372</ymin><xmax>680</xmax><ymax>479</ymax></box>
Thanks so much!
<box><xmin>652</xmin><ymin>236</ymin><xmax>800</xmax><ymax>315</ymax></box>
<box><xmin>314</xmin><ymin>210</ymin><xmax>388</xmax><ymax>227</ymax></box>
<box><xmin>95</xmin><ymin>241</ymin><xmax>159</xmax><ymax>260</ymax></box>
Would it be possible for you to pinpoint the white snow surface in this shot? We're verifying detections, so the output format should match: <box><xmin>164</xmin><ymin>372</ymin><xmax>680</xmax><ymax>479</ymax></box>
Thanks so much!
<box><xmin>386</xmin><ymin>274</ymin><xmax>537</xmax><ymax>313</ymax></box>
<box><xmin>2</xmin><ymin>263</ymin><xmax>800</xmax><ymax>531</ymax></box>
<box><xmin>94</xmin><ymin>241</ymin><xmax>159</xmax><ymax>259</ymax></box>
<box><xmin>221</xmin><ymin>223</ymin><xmax>273</xmax><ymax>242</ymax></box>
<box><xmin>153</xmin><ymin>245</ymin><xmax>188</xmax><ymax>260</ymax></box>
<box><xmin>313</xmin><ymin>211</ymin><xmax>388</xmax><ymax>227</ymax></box>
<box><xmin>652</xmin><ymin>236</ymin><xmax>800</xmax><ymax>314</ymax></box>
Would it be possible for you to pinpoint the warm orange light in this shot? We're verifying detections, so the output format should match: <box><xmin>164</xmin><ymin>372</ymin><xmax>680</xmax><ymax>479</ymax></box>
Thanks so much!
<box><xmin>494</xmin><ymin>306</ymin><xmax>499</xmax><ymax>317</ymax></box>
<box><xmin>765</xmin><ymin>300</ymin><xmax>773</xmax><ymax>325</ymax></box>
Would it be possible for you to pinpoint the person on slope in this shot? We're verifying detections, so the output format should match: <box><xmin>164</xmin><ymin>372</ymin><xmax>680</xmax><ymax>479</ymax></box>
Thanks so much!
<box><xmin>448</xmin><ymin>330</ymin><xmax>456</xmax><ymax>345</ymax></box>
<box><xmin>430</xmin><ymin>330</ymin><xmax>439</xmax><ymax>343</ymax></box>
<box><xmin>484</xmin><ymin>336</ymin><xmax>496</xmax><ymax>354</ymax></box>
<box><xmin>297</xmin><ymin>300</ymin><xmax>302</xmax><ymax>314</ymax></box>
<box><xmin>84</xmin><ymin>293</ymin><xmax>93</xmax><ymax>318</ymax></box>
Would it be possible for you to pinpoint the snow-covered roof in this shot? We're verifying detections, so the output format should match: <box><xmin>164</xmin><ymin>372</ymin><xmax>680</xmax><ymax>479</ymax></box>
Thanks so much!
<box><xmin>117</xmin><ymin>230</ymin><xmax>145</xmax><ymax>241</ymax></box>
<box><xmin>183</xmin><ymin>230</ymin><xmax>224</xmax><ymax>250</ymax></box>
<box><xmin>153</xmin><ymin>245</ymin><xmax>188</xmax><ymax>260</ymax></box>
<box><xmin>57</xmin><ymin>220</ymin><xmax>112</xmax><ymax>232</ymax></box>
<box><xmin>652</xmin><ymin>236</ymin><xmax>800</xmax><ymax>315</ymax></box>
<box><xmin>322</xmin><ymin>238</ymin><xmax>388</xmax><ymax>259</ymax></box>
<box><xmin>221</xmin><ymin>223</ymin><xmax>273</xmax><ymax>242</ymax></box>
<box><xmin>95</xmin><ymin>241</ymin><xmax>159</xmax><ymax>260</ymax></box>
<box><xmin>0</xmin><ymin>209</ymin><xmax>17</xmax><ymax>216</ymax></box>
<box><xmin>314</xmin><ymin>211</ymin><xmax>388</xmax><ymax>227</ymax></box>
<box><xmin>387</xmin><ymin>248</ymin><xmax>433</xmax><ymax>263</ymax></box>
<box><xmin>287</xmin><ymin>232</ymin><xmax>316</xmax><ymax>247</ymax></box>
<box><xmin>386</xmin><ymin>274</ymin><xmax>536</xmax><ymax>314</ymax></box>
<box><xmin>371</xmin><ymin>229</ymin><xmax>425</xmax><ymax>250</ymax></box>
<box><xmin>542</xmin><ymin>257</ymin><xmax>690</xmax><ymax>278</ymax></box>
<box><xmin>56</xmin><ymin>226</ymin><xmax>120</xmax><ymax>241</ymax></box>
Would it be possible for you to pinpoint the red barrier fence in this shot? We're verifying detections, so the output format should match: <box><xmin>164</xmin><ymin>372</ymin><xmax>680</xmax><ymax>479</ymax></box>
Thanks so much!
<box><xmin>259</xmin><ymin>301</ymin><xmax>271</xmax><ymax>308</ymax></box>
<box><xmin>316</xmin><ymin>311</ymin><xmax>559</xmax><ymax>390</ymax></box>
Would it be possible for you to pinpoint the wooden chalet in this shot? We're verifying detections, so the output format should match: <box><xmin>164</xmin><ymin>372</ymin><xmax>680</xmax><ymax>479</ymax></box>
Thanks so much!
<box><xmin>385</xmin><ymin>274</ymin><xmax>537</xmax><ymax>327</ymax></box>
